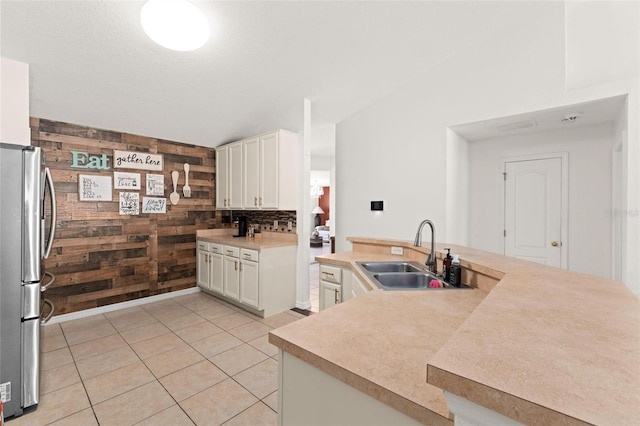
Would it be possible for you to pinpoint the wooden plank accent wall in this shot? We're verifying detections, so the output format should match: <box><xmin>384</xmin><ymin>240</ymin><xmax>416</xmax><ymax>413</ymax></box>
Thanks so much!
<box><xmin>31</xmin><ymin>117</ymin><xmax>220</xmax><ymax>315</ymax></box>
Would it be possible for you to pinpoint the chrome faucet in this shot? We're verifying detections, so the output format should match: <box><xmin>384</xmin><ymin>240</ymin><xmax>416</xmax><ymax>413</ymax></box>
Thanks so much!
<box><xmin>414</xmin><ymin>219</ymin><xmax>437</xmax><ymax>274</ymax></box>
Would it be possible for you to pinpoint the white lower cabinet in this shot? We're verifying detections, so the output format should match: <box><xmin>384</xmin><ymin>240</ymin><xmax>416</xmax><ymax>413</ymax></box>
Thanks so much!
<box><xmin>197</xmin><ymin>240</ymin><xmax>296</xmax><ymax>317</ymax></box>
<box><xmin>319</xmin><ymin>264</ymin><xmax>351</xmax><ymax>310</ymax></box>
<box><xmin>351</xmin><ymin>274</ymin><xmax>369</xmax><ymax>299</ymax></box>
<box><xmin>240</xmin><ymin>249</ymin><xmax>260</xmax><ymax>309</ymax></box>
<box><xmin>223</xmin><ymin>255</ymin><xmax>240</xmax><ymax>300</ymax></box>
<box><xmin>209</xmin><ymin>252</ymin><xmax>223</xmax><ymax>294</ymax></box>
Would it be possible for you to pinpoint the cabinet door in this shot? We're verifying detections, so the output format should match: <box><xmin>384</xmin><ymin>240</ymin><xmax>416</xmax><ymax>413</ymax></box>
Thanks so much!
<box><xmin>209</xmin><ymin>253</ymin><xmax>224</xmax><ymax>294</ymax></box>
<box><xmin>196</xmin><ymin>250</ymin><xmax>210</xmax><ymax>289</ymax></box>
<box><xmin>228</xmin><ymin>142</ymin><xmax>243</xmax><ymax>209</ymax></box>
<box><xmin>260</xmin><ymin>132</ymin><xmax>279</xmax><ymax>208</ymax></box>
<box><xmin>216</xmin><ymin>146</ymin><xmax>228</xmax><ymax>209</ymax></box>
<box><xmin>243</xmin><ymin>137</ymin><xmax>260</xmax><ymax>208</ymax></box>
<box><xmin>224</xmin><ymin>256</ymin><xmax>240</xmax><ymax>300</ymax></box>
<box><xmin>240</xmin><ymin>260</ymin><xmax>260</xmax><ymax>308</ymax></box>
<box><xmin>319</xmin><ymin>281</ymin><xmax>341</xmax><ymax>310</ymax></box>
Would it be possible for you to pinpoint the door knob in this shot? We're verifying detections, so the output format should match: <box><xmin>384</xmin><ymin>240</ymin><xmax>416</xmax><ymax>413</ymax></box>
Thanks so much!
<box><xmin>551</xmin><ymin>241</ymin><xmax>560</xmax><ymax>247</ymax></box>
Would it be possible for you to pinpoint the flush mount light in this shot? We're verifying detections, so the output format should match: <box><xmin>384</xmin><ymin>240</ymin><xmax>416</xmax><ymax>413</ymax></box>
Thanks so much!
<box><xmin>140</xmin><ymin>0</ymin><xmax>209</xmax><ymax>51</ymax></box>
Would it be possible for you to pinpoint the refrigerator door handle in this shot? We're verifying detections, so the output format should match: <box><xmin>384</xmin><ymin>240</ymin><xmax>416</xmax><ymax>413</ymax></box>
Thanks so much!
<box><xmin>42</xmin><ymin>271</ymin><xmax>55</xmax><ymax>292</ymax></box>
<box><xmin>41</xmin><ymin>298</ymin><xmax>55</xmax><ymax>324</ymax></box>
<box><xmin>43</xmin><ymin>166</ymin><xmax>56</xmax><ymax>259</ymax></box>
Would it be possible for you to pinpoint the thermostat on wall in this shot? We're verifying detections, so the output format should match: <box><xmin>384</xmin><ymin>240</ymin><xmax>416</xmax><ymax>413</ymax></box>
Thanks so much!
<box><xmin>371</xmin><ymin>201</ymin><xmax>383</xmax><ymax>211</ymax></box>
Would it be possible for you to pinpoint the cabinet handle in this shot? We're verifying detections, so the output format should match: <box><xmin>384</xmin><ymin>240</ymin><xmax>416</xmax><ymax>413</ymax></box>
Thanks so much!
<box><xmin>254</xmin><ymin>196</ymin><xmax>258</xmax><ymax>206</ymax></box>
<box><xmin>205</xmin><ymin>254</ymin><xmax>208</xmax><ymax>263</ymax></box>
<box><xmin>240</xmin><ymin>262</ymin><xmax>243</xmax><ymax>271</ymax></box>
<box><xmin>334</xmin><ymin>288</ymin><xmax>339</xmax><ymax>304</ymax></box>
<box><xmin>235</xmin><ymin>261</ymin><xmax>238</xmax><ymax>271</ymax></box>
<box><xmin>226</xmin><ymin>250</ymin><xmax>233</xmax><ymax>255</ymax></box>
<box><xmin>243</xmin><ymin>253</ymin><xmax>251</xmax><ymax>259</ymax></box>
<box><xmin>322</xmin><ymin>272</ymin><xmax>335</xmax><ymax>277</ymax></box>
<box><xmin>259</xmin><ymin>197</ymin><xmax>262</xmax><ymax>206</ymax></box>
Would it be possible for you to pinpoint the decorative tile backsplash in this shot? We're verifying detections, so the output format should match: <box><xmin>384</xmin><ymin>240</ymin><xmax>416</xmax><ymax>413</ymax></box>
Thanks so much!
<box><xmin>220</xmin><ymin>210</ymin><xmax>297</xmax><ymax>233</ymax></box>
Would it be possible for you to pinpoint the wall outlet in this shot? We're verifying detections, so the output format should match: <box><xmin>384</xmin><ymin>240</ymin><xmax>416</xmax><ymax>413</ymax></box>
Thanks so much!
<box><xmin>288</xmin><ymin>220</ymin><xmax>293</xmax><ymax>231</ymax></box>
<box><xmin>391</xmin><ymin>246</ymin><xmax>404</xmax><ymax>255</ymax></box>
<box><xmin>274</xmin><ymin>220</ymin><xmax>278</xmax><ymax>229</ymax></box>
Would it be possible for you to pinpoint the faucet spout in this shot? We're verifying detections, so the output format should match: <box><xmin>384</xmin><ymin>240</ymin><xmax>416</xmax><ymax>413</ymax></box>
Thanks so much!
<box><xmin>414</xmin><ymin>219</ymin><xmax>437</xmax><ymax>274</ymax></box>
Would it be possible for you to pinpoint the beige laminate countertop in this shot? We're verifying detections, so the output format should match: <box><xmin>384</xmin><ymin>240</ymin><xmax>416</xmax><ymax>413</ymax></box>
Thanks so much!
<box><xmin>269</xmin><ymin>237</ymin><xmax>640</xmax><ymax>425</ymax></box>
<box><xmin>196</xmin><ymin>229</ymin><xmax>297</xmax><ymax>250</ymax></box>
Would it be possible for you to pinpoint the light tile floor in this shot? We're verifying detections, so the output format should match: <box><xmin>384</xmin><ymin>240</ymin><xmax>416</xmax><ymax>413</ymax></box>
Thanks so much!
<box><xmin>9</xmin><ymin>293</ymin><xmax>306</xmax><ymax>426</ymax></box>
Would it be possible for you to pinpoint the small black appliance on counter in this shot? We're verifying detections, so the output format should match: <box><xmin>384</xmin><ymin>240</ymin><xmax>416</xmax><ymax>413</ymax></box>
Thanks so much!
<box><xmin>234</xmin><ymin>215</ymin><xmax>248</xmax><ymax>237</ymax></box>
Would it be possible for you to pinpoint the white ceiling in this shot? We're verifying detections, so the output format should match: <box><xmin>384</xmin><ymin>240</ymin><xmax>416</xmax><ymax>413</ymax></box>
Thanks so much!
<box><xmin>1</xmin><ymin>1</ymin><xmax>546</xmax><ymax>150</ymax></box>
<box><xmin>451</xmin><ymin>95</ymin><xmax>627</xmax><ymax>141</ymax></box>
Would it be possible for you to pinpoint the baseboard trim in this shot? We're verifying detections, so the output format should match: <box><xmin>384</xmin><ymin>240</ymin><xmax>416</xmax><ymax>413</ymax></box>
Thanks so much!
<box><xmin>46</xmin><ymin>287</ymin><xmax>202</xmax><ymax>325</ymax></box>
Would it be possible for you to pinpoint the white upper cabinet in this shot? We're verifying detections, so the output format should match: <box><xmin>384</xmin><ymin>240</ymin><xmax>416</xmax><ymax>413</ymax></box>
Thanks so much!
<box><xmin>216</xmin><ymin>142</ymin><xmax>243</xmax><ymax>210</ymax></box>
<box><xmin>217</xmin><ymin>129</ymin><xmax>297</xmax><ymax>210</ymax></box>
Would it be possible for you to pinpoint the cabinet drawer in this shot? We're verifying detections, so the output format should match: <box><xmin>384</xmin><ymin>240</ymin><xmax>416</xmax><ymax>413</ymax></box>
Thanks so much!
<box><xmin>320</xmin><ymin>265</ymin><xmax>342</xmax><ymax>284</ymax></box>
<box><xmin>197</xmin><ymin>240</ymin><xmax>210</xmax><ymax>251</ymax></box>
<box><xmin>240</xmin><ymin>248</ymin><xmax>259</xmax><ymax>262</ymax></box>
<box><xmin>209</xmin><ymin>243</ymin><xmax>223</xmax><ymax>254</ymax></box>
<box><xmin>224</xmin><ymin>245</ymin><xmax>240</xmax><ymax>258</ymax></box>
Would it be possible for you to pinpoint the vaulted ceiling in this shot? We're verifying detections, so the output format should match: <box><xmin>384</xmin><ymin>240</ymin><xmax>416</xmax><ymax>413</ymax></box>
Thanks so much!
<box><xmin>1</xmin><ymin>1</ymin><xmax>546</xmax><ymax>151</ymax></box>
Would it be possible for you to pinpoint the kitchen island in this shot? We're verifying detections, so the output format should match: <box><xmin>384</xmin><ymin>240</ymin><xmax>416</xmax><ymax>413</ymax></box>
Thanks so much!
<box><xmin>269</xmin><ymin>237</ymin><xmax>640</xmax><ymax>425</ymax></box>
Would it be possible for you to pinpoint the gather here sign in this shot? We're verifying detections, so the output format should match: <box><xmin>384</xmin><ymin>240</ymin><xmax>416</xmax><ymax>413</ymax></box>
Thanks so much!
<box><xmin>114</xmin><ymin>150</ymin><xmax>163</xmax><ymax>171</ymax></box>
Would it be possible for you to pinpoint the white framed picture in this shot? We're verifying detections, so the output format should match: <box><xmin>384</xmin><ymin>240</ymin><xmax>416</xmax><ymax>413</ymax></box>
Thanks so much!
<box><xmin>146</xmin><ymin>174</ymin><xmax>165</xmax><ymax>196</ymax></box>
<box><xmin>114</xmin><ymin>172</ymin><xmax>141</xmax><ymax>190</ymax></box>
<box><xmin>119</xmin><ymin>192</ymin><xmax>139</xmax><ymax>215</ymax></box>
<box><xmin>114</xmin><ymin>150</ymin><xmax>163</xmax><ymax>171</ymax></box>
<box><xmin>78</xmin><ymin>175</ymin><xmax>112</xmax><ymax>201</ymax></box>
<box><xmin>142</xmin><ymin>197</ymin><xmax>166</xmax><ymax>214</ymax></box>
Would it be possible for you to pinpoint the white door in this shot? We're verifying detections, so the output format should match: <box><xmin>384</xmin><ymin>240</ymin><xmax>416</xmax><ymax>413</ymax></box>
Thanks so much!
<box><xmin>210</xmin><ymin>253</ymin><xmax>224</xmax><ymax>294</ymax></box>
<box><xmin>216</xmin><ymin>146</ymin><xmax>228</xmax><ymax>209</ymax></box>
<box><xmin>224</xmin><ymin>256</ymin><xmax>240</xmax><ymax>300</ymax></box>
<box><xmin>196</xmin><ymin>250</ymin><xmax>210</xmax><ymax>289</ymax></box>
<box><xmin>504</xmin><ymin>157</ymin><xmax>564</xmax><ymax>267</ymax></box>
<box><xmin>243</xmin><ymin>137</ymin><xmax>260</xmax><ymax>208</ymax></box>
<box><xmin>260</xmin><ymin>132</ymin><xmax>279</xmax><ymax>208</ymax></box>
<box><xmin>240</xmin><ymin>260</ymin><xmax>260</xmax><ymax>308</ymax></box>
<box><xmin>228</xmin><ymin>142</ymin><xmax>243</xmax><ymax>209</ymax></box>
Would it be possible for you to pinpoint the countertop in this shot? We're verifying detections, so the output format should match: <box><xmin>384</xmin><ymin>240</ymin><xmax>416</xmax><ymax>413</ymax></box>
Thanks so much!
<box><xmin>269</xmin><ymin>237</ymin><xmax>640</xmax><ymax>425</ymax></box>
<box><xmin>196</xmin><ymin>229</ymin><xmax>297</xmax><ymax>250</ymax></box>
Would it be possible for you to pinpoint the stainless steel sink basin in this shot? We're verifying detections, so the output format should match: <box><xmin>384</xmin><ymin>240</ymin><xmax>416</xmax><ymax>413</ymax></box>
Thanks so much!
<box><xmin>373</xmin><ymin>273</ymin><xmax>447</xmax><ymax>290</ymax></box>
<box><xmin>358</xmin><ymin>261</ymin><xmax>423</xmax><ymax>273</ymax></box>
<box><xmin>356</xmin><ymin>261</ymin><xmax>469</xmax><ymax>291</ymax></box>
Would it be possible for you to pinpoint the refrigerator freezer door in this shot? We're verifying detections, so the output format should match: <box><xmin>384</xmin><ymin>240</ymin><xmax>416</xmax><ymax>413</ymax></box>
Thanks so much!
<box><xmin>22</xmin><ymin>146</ymin><xmax>44</xmax><ymax>283</ymax></box>
<box><xmin>21</xmin><ymin>318</ymin><xmax>40</xmax><ymax>408</ymax></box>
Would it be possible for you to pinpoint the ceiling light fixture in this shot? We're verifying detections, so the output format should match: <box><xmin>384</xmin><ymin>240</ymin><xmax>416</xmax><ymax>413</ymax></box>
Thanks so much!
<box><xmin>310</xmin><ymin>184</ymin><xmax>324</xmax><ymax>199</ymax></box>
<box><xmin>140</xmin><ymin>0</ymin><xmax>209</xmax><ymax>52</ymax></box>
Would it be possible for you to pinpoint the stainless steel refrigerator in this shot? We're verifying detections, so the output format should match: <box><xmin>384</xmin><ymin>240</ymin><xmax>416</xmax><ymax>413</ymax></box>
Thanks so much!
<box><xmin>0</xmin><ymin>143</ymin><xmax>56</xmax><ymax>418</ymax></box>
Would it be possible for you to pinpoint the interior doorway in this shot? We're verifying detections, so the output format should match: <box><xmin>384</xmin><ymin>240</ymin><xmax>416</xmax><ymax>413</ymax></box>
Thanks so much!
<box><xmin>503</xmin><ymin>153</ymin><xmax>568</xmax><ymax>268</ymax></box>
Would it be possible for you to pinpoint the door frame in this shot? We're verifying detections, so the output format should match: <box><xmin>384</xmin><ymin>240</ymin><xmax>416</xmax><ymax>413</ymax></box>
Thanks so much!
<box><xmin>501</xmin><ymin>152</ymin><xmax>569</xmax><ymax>269</ymax></box>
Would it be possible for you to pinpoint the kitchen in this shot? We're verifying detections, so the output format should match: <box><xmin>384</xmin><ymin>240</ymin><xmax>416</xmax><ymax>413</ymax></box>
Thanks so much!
<box><xmin>1</xmin><ymin>1</ymin><xmax>639</xmax><ymax>425</ymax></box>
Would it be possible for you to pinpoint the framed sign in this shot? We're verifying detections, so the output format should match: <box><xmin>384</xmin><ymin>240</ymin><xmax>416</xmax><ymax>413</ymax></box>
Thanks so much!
<box><xmin>114</xmin><ymin>150</ymin><xmax>163</xmax><ymax>171</ymax></box>
<box><xmin>146</xmin><ymin>174</ymin><xmax>165</xmax><ymax>196</ymax></box>
<box><xmin>78</xmin><ymin>175</ymin><xmax>112</xmax><ymax>201</ymax></box>
<box><xmin>142</xmin><ymin>197</ymin><xmax>166</xmax><ymax>214</ymax></box>
<box><xmin>114</xmin><ymin>172</ymin><xmax>141</xmax><ymax>190</ymax></box>
<box><xmin>119</xmin><ymin>192</ymin><xmax>139</xmax><ymax>215</ymax></box>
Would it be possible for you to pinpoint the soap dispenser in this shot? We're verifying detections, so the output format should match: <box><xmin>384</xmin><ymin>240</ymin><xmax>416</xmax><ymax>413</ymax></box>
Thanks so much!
<box><xmin>442</xmin><ymin>248</ymin><xmax>452</xmax><ymax>282</ymax></box>
<box><xmin>450</xmin><ymin>255</ymin><xmax>462</xmax><ymax>287</ymax></box>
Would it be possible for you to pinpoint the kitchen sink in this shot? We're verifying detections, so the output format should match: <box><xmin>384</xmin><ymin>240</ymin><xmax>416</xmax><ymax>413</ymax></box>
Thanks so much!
<box><xmin>358</xmin><ymin>261</ymin><xmax>423</xmax><ymax>273</ymax></box>
<box><xmin>356</xmin><ymin>261</ymin><xmax>469</xmax><ymax>291</ymax></box>
<box><xmin>373</xmin><ymin>273</ymin><xmax>439</xmax><ymax>290</ymax></box>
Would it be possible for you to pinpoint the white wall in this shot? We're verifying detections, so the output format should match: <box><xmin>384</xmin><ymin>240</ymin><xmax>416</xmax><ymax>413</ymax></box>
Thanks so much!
<box><xmin>467</xmin><ymin>123</ymin><xmax>615</xmax><ymax>279</ymax></box>
<box><xmin>0</xmin><ymin>57</ymin><xmax>30</xmax><ymax>145</ymax></box>
<box><xmin>335</xmin><ymin>3</ymin><xmax>639</xmax><ymax>295</ymax></box>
